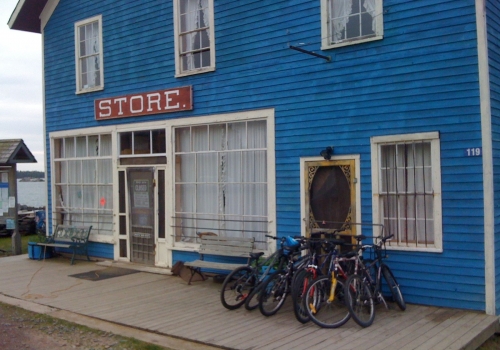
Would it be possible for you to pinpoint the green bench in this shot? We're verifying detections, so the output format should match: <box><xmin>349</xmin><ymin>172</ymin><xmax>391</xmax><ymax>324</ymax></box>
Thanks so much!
<box><xmin>37</xmin><ymin>225</ymin><xmax>92</xmax><ymax>265</ymax></box>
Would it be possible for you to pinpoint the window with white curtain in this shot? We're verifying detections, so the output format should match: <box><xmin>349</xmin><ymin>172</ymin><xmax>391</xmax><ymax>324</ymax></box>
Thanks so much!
<box><xmin>371</xmin><ymin>132</ymin><xmax>442</xmax><ymax>251</ymax></box>
<box><xmin>174</xmin><ymin>120</ymin><xmax>268</xmax><ymax>249</ymax></box>
<box><xmin>174</xmin><ymin>0</ymin><xmax>215</xmax><ymax>76</ymax></box>
<box><xmin>53</xmin><ymin>134</ymin><xmax>113</xmax><ymax>236</ymax></box>
<box><xmin>321</xmin><ymin>0</ymin><xmax>383</xmax><ymax>49</ymax></box>
<box><xmin>75</xmin><ymin>15</ymin><xmax>104</xmax><ymax>93</ymax></box>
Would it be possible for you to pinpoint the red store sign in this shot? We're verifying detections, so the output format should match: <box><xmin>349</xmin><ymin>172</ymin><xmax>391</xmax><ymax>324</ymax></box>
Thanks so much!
<box><xmin>95</xmin><ymin>86</ymin><xmax>192</xmax><ymax>120</ymax></box>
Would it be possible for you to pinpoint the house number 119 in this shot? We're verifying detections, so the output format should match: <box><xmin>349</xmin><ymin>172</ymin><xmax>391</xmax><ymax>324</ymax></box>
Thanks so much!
<box><xmin>465</xmin><ymin>148</ymin><xmax>482</xmax><ymax>157</ymax></box>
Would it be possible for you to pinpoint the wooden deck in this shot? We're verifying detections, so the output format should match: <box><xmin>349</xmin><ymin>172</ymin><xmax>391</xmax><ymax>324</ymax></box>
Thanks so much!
<box><xmin>0</xmin><ymin>255</ymin><xmax>498</xmax><ymax>350</ymax></box>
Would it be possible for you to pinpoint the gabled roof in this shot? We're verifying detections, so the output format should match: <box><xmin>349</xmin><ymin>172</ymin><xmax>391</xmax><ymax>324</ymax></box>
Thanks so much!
<box><xmin>0</xmin><ymin>139</ymin><xmax>37</xmax><ymax>165</ymax></box>
<box><xmin>8</xmin><ymin>0</ymin><xmax>48</xmax><ymax>34</ymax></box>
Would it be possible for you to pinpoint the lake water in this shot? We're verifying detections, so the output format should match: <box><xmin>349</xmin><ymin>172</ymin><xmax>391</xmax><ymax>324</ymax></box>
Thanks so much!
<box><xmin>17</xmin><ymin>180</ymin><xmax>47</xmax><ymax>208</ymax></box>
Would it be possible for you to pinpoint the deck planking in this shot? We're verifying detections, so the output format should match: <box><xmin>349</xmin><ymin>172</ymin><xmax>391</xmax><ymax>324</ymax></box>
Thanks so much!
<box><xmin>0</xmin><ymin>255</ymin><xmax>498</xmax><ymax>350</ymax></box>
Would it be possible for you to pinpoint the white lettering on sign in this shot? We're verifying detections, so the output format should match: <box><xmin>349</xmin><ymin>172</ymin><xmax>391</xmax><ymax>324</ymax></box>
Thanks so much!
<box><xmin>98</xmin><ymin>100</ymin><xmax>112</xmax><ymax>117</ymax></box>
<box><xmin>114</xmin><ymin>97</ymin><xmax>127</xmax><ymax>116</ymax></box>
<box><xmin>130</xmin><ymin>95</ymin><xmax>144</xmax><ymax>114</ymax></box>
<box><xmin>165</xmin><ymin>90</ymin><xmax>180</xmax><ymax>110</ymax></box>
<box><xmin>147</xmin><ymin>93</ymin><xmax>161</xmax><ymax>112</ymax></box>
<box><xmin>95</xmin><ymin>86</ymin><xmax>192</xmax><ymax>120</ymax></box>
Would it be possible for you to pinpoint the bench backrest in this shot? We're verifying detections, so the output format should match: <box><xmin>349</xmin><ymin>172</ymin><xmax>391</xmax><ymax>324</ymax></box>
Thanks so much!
<box><xmin>199</xmin><ymin>235</ymin><xmax>255</xmax><ymax>258</ymax></box>
<box><xmin>53</xmin><ymin>225</ymin><xmax>92</xmax><ymax>242</ymax></box>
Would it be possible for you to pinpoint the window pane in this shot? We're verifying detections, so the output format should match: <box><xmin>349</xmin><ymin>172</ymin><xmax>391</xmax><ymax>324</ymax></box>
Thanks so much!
<box><xmin>152</xmin><ymin>130</ymin><xmax>166</xmax><ymax>153</ymax></box>
<box><xmin>120</xmin><ymin>132</ymin><xmax>132</xmax><ymax>155</ymax></box>
<box><xmin>243</xmin><ymin>150</ymin><xmax>267</xmax><ymax>182</ymax></box>
<box><xmin>227</xmin><ymin>122</ymin><xmax>246</xmax><ymax>150</ymax></box>
<box><xmin>134</xmin><ymin>131</ymin><xmax>151</xmax><ymax>154</ymax></box>
<box><xmin>196</xmin><ymin>184</ymin><xmax>217</xmax><ymax>213</ymax></box>
<box><xmin>64</xmin><ymin>137</ymin><xmax>75</xmax><ymax>158</ymax></box>
<box><xmin>100</xmin><ymin>134</ymin><xmax>112</xmax><ymax>156</ymax></box>
<box><xmin>97</xmin><ymin>159</ymin><xmax>112</xmax><ymax>184</ymax></box>
<box><xmin>197</xmin><ymin>153</ymin><xmax>217</xmax><ymax>182</ymax></box>
<box><xmin>68</xmin><ymin>160</ymin><xmax>81</xmax><ymax>183</ymax></box>
<box><xmin>175</xmin><ymin>127</ymin><xmax>191</xmax><ymax>152</ymax></box>
<box><xmin>209</xmin><ymin>124</ymin><xmax>225</xmax><ymax>151</ymax></box>
<box><xmin>176</xmin><ymin>154</ymin><xmax>195</xmax><ymax>182</ymax></box>
<box><xmin>192</xmin><ymin>125</ymin><xmax>208</xmax><ymax>151</ymax></box>
<box><xmin>176</xmin><ymin>184</ymin><xmax>195</xmax><ymax>213</ymax></box>
<box><xmin>225</xmin><ymin>152</ymin><xmax>242</xmax><ymax>183</ymax></box>
<box><xmin>82</xmin><ymin>160</ymin><xmax>96</xmax><ymax>183</ymax></box>
<box><xmin>76</xmin><ymin>137</ymin><xmax>87</xmax><ymax>157</ymax></box>
<box><xmin>88</xmin><ymin>135</ymin><xmax>99</xmax><ymax>157</ymax></box>
<box><xmin>247</xmin><ymin>120</ymin><xmax>266</xmax><ymax>148</ymax></box>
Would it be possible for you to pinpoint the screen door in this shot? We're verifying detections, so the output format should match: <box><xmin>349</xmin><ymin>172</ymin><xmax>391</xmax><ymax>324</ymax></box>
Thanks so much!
<box><xmin>127</xmin><ymin>168</ymin><xmax>155</xmax><ymax>265</ymax></box>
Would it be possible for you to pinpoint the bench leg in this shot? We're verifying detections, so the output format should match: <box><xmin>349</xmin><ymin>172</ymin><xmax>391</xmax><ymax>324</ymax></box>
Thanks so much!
<box><xmin>187</xmin><ymin>267</ymin><xmax>207</xmax><ymax>285</ymax></box>
<box><xmin>70</xmin><ymin>248</ymin><xmax>76</xmax><ymax>265</ymax></box>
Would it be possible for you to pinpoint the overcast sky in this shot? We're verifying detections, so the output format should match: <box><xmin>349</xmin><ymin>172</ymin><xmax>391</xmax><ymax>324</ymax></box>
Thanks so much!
<box><xmin>1</xmin><ymin>0</ymin><xmax>44</xmax><ymax>172</ymax></box>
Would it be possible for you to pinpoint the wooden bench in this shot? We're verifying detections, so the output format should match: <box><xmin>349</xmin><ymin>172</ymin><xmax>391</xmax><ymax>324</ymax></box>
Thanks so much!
<box><xmin>37</xmin><ymin>225</ymin><xmax>92</xmax><ymax>265</ymax></box>
<box><xmin>183</xmin><ymin>235</ymin><xmax>256</xmax><ymax>284</ymax></box>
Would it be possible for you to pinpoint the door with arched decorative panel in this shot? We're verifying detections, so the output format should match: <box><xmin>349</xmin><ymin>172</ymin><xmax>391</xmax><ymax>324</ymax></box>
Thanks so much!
<box><xmin>304</xmin><ymin>159</ymin><xmax>357</xmax><ymax>244</ymax></box>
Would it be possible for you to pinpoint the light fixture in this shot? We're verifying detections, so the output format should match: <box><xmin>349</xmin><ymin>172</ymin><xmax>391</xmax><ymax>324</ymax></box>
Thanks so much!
<box><xmin>320</xmin><ymin>146</ymin><xmax>333</xmax><ymax>160</ymax></box>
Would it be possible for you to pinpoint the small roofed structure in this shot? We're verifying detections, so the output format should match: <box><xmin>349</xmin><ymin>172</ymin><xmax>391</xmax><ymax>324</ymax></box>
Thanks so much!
<box><xmin>0</xmin><ymin>139</ymin><xmax>37</xmax><ymax>255</ymax></box>
<box><xmin>0</xmin><ymin>139</ymin><xmax>37</xmax><ymax>164</ymax></box>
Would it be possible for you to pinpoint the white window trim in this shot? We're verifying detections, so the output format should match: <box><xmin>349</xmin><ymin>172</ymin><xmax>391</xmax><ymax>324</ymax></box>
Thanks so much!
<box><xmin>50</xmin><ymin>127</ymin><xmax>116</xmax><ymax>244</ymax></box>
<box><xmin>371</xmin><ymin>132</ymin><xmax>443</xmax><ymax>253</ymax></box>
<box><xmin>173</xmin><ymin>0</ymin><xmax>216</xmax><ymax>77</ymax></box>
<box><xmin>320</xmin><ymin>0</ymin><xmax>384</xmax><ymax>50</ymax></box>
<box><xmin>166</xmin><ymin>109</ymin><xmax>276</xmax><ymax>255</ymax></box>
<box><xmin>74</xmin><ymin>15</ymin><xmax>104</xmax><ymax>94</ymax></box>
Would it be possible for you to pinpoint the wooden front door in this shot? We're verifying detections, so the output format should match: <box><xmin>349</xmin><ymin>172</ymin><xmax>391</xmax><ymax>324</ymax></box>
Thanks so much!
<box><xmin>304</xmin><ymin>159</ymin><xmax>357</xmax><ymax>242</ymax></box>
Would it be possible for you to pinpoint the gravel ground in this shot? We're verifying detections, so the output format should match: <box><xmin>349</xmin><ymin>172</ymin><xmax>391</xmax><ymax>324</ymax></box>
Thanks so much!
<box><xmin>0</xmin><ymin>302</ymin><xmax>166</xmax><ymax>350</ymax></box>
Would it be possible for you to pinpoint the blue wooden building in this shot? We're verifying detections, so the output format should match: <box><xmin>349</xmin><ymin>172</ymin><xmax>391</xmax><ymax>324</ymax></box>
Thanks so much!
<box><xmin>9</xmin><ymin>0</ymin><xmax>500</xmax><ymax>315</ymax></box>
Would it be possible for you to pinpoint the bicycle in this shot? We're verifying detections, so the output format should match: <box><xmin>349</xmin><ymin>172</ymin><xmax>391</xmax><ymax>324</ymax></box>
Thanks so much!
<box><xmin>344</xmin><ymin>234</ymin><xmax>406</xmax><ymax>328</ymax></box>
<box><xmin>291</xmin><ymin>235</ymin><xmax>345</xmax><ymax>324</ymax></box>
<box><xmin>302</xmin><ymin>238</ymin><xmax>359</xmax><ymax>328</ymax></box>
<box><xmin>220</xmin><ymin>235</ymin><xmax>296</xmax><ymax>310</ymax></box>
<box><xmin>257</xmin><ymin>236</ymin><xmax>305</xmax><ymax>316</ymax></box>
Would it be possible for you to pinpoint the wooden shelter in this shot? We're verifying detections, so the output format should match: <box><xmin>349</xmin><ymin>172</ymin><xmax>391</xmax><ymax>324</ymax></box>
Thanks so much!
<box><xmin>0</xmin><ymin>139</ymin><xmax>37</xmax><ymax>253</ymax></box>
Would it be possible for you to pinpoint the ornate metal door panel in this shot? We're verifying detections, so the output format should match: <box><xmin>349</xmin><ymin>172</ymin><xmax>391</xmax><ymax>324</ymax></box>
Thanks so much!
<box><xmin>305</xmin><ymin>159</ymin><xmax>356</xmax><ymax>240</ymax></box>
<box><xmin>127</xmin><ymin>168</ymin><xmax>155</xmax><ymax>265</ymax></box>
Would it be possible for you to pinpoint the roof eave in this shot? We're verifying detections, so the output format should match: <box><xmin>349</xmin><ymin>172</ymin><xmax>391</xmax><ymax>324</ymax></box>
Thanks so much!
<box><xmin>8</xmin><ymin>0</ymin><xmax>48</xmax><ymax>34</ymax></box>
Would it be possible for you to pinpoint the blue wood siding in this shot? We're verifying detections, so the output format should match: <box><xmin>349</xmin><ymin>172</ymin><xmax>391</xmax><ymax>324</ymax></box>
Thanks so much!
<box><xmin>43</xmin><ymin>0</ymin><xmax>489</xmax><ymax>311</ymax></box>
<box><xmin>486</xmin><ymin>0</ymin><xmax>500</xmax><ymax>315</ymax></box>
<box><xmin>55</xmin><ymin>242</ymin><xmax>113</xmax><ymax>259</ymax></box>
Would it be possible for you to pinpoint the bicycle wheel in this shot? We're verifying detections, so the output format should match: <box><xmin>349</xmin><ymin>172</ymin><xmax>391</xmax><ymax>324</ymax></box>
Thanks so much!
<box><xmin>291</xmin><ymin>268</ymin><xmax>314</xmax><ymax>323</ymax></box>
<box><xmin>220</xmin><ymin>266</ymin><xmax>256</xmax><ymax>310</ymax></box>
<box><xmin>259</xmin><ymin>271</ymin><xmax>288</xmax><ymax>316</ymax></box>
<box><xmin>244</xmin><ymin>281</ymin><xmax>263</xmax><ymax>310</ymax></box>
<box><xmin>381</xmin><ymin>264</ymin><xmax>406</xmax><ymax>311</ymax></box>
<box><xmin>304</xmin><ymin>276</ymin><xmax>350</xmax><ymax>328</ymax></box>
<box><xmin>345</xmin><ymin>274</ymin><xmax>375</xmax><ymax>327</ymax></box>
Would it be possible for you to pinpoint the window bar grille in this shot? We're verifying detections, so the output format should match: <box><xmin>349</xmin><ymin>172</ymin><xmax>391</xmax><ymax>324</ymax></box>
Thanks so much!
<box><xmin>421</xmin><ymin>141</ymin><xmax>428</xmax><ymax>246</ymax></box>
<box><xmin>383</xmin><ymin>146</ymin><xmax>391</xmax><ymax>242</ymax></box>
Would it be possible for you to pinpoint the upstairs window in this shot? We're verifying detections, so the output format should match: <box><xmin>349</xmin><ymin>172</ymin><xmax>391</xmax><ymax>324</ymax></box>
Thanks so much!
<box><xmin>174</xmin><ymin>0</ymin><xmax>215</xmax><ymax>77</ymax></box>
<box><xmin>321</xmin><ymin>0</ymin><xmax>383</xmax><ymax>49</ymax></box>
<box><xmin>75</xmin><ymin>15</ymin><xmax>104</xmax><ymax>93</ymax></box>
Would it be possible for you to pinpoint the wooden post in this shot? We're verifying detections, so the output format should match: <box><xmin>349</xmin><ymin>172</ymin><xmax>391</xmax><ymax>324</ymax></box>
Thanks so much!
<box><xmin>9</xmin><ymin>165</ymin><xmax>21</xmax><ymax>255</ymax></box>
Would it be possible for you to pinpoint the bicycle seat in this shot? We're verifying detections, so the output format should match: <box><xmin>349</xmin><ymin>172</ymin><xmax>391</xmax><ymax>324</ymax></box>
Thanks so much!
<box><xmin>342</xmin><ymin>250</ymin><xmax>358</xmax><ymax>258</ymax></box>
<box><xmin>250</xmin><ymin>252</ymin><xmax>265</xmax><ymax>260</ymax></box>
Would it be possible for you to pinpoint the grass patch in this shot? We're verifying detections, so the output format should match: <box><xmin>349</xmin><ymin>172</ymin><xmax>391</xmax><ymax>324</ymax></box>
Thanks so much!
<box><xmin>0</xmin><ymin>234</ymin><xmax>34</xmax><ymax>256</ymax></box>
<box><xmin>0</xmin><ymin>301</ymin><xmax>170</xmax><ymax>349</ymax></box>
